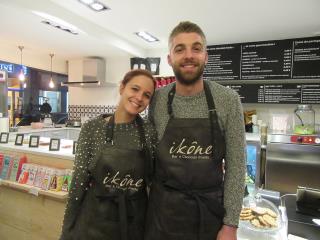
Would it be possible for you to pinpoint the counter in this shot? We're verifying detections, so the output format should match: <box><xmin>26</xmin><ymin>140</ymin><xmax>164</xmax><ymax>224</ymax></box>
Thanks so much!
<box><xmin>0</xmin><ymin>129</ymin><xmax>270</xmax><ymax>240</ymax></box>
<box><xmin>0</xmin><ymin>128</ymin><xmax>76</xmax><ymax>240</ymax></box>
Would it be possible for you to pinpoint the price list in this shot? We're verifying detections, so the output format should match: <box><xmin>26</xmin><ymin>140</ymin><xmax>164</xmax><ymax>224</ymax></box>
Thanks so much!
<box><xmin>225</xmin><ymin>84</ymin><xmax>264</xmax><ymax>103</ymax></box>
<box><xmin>223</xmin><ymin>84</ymin><xmax>320</xmax><ymax>104</ymax></box>
<box><xmin>203</xmin><ymin>44</ymin><xmax>240</xmax><ymax>80</ymax></box>
<box><xmin>241</xmin><ymin>40</ymin><xmax>292</xmax><ymax>80</ymax></box>
<box><xmin>203</xmin><ymin>36</ymin><xmax>320</xmax><ymax>80</ymax></box>
<box><xmin>301</xmin><ymin>85</ymin><xmax>320</xmax><ymax>103</ymax></box>
<box><xmin>263</xmin><ymin>84</ymin><xmax>301</xmax><ymax>103</ymax></box>
<box><xmin>292</xmin><ymin>39</ymin><xmax>320</xmax><ymax>78</ymax></box>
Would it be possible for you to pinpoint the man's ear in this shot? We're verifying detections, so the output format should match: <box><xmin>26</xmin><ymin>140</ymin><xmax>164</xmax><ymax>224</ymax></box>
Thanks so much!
<box><xmin>205</xmin><ymin>51</ymin><xmax>208</xmax><ymax>64</ymax></box>
<box><xmin>167</xmin><ymin>54</ymin><xmax>172</xmax><ymax>67</ymax></box>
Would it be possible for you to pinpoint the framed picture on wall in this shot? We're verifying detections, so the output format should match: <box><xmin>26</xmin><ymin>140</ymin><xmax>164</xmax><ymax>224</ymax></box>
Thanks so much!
<box><xmin>29</xmin><ymin>135</ymin><xmax>40</xmax><ymax>148</ymax></box>
<box><xmin>72</xmin><ymin>141</ymin><xmax>78</xmax><ymax>154</ymax></box>
<box><xmin>15</xmin><ymin>134</ymin><xmax>24</xmax><ymax>146</ymax></box>
<box><xmin>0</xmin><ymin>132</ymin><xmax>9</xmax><ymax>143</ymax></box>
<box><xmin>49</xmin><ymin>138</ymin><xmax>60</xmax><ymax>151</ymax></box>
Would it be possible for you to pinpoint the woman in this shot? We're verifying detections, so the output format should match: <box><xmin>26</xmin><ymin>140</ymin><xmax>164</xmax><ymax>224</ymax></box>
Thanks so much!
<box><xmin>60</xmin><ymin>69</ymin><xmax>156</xmax><ymax>240</ymax></box>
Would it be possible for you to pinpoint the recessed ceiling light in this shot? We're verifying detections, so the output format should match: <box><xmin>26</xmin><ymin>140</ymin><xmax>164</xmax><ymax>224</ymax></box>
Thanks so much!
<box><xmin>79</xmin><ymin>0</ymin><xmax>94</xmax><ymax>4</ymax></box>
<box><xmin>78</xmin><ymin>0</ymin><xmax>110</xmax><ymax>12</ymax></box>
<box><xmin>135</xmin><ymin>31</ymin><xmax>159</xmax><ymax>43</ymax></box>
<box><xmin>32</xmin><ymin>11</ymin><xmax>85</xmax><ymax>35</ymax></box>
<box><xmin>91</xmin><ymin>3</ymin><xmax>105</xmax><ymax>11</ymax></box>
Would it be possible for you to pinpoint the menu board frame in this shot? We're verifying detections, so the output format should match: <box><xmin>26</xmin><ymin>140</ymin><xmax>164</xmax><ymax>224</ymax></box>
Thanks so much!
<box><xmin>204</xmin><ymin>36</ymin><xmax>320</xmax><ymax>81</ymax></box>
<box><xmin>223</xmin><ymin>83</ymin><xmax>320</xmax><ymax>104</ymax></box>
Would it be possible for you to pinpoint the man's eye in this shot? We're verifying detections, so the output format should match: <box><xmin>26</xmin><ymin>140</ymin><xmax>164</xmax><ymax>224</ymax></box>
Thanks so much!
<box><xmin>175</xmin><ymin>48</ymin><xmax>183</xmax><ymax>53</ymax></box>
<box><xmin>132</xmin><ymin>87</ymin><xmax>139</xmax><ymax>91</ymax></box>
<box><xmin>193</xmin><ymin>47</ymin><xmax>202</xmax><ymax>52</ymax></box>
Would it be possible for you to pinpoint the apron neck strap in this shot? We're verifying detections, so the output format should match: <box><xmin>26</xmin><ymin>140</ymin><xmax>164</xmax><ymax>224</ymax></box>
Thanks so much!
<box><xmin>167</xmin><ymin>85</ymin><xmax>176</xmax><ymax>118</ymax></box>
<box><xmin>105</xmin><ymin>115</ymin><xmax>145</xmax><ymax>146</ymax></box>
<box><xmin>167</xmin><ymin>81</ymin><xmax>216</xmax><ymax>117</ymax></box>
<box><xmin>105</xmin><ymin>114</ymin><xmax>151</xmax><ymax>183</ymax></box>
<box><xmin>166</xmin><ymin>81</ymin><xmax>225</xmax><ymax>160</ymax></box>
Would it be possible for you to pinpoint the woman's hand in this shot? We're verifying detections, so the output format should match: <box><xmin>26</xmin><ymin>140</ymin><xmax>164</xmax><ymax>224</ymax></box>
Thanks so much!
<box><xmin>216</xmin><ymin>225</ymin><xmax>237</xmax><ymax>240</ymax></box>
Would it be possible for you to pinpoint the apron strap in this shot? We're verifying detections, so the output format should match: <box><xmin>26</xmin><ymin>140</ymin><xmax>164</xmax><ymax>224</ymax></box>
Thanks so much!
<box><xmin>203</xmin><ymin>81</ymin><xmax>226</xmax><ymax>160</ymax></box>
<box><xmin>135</xmin><ymin>115</ymin><xmax>153</xmax><ymax>185</ymax></box>
<box><xmin>162</xmin><ymin>179</ymin><xmax>225</xmax><ymax>240</ymax></box>
<box><xmin>166</xmin><ymin>82</ymin><xmax>226</xmax><ymax>160</ymax></box>
<box><xmin>97</xmin><ymin>190</ymin><xmax>146</xmax><ymax>240</ymax></box>
<box><xmin>105</xmin><ymin>114</ymin><xmax>146</xmax><ymax>146</ymax></box>
<box><xmin>105</xmin><ymin>114</ymin><xmax>152</xmax><ymax>185</ymax></box>
<box><xmin>167</xmin><ymin>85</ymin><xmax>176</xmax><ymax>118</ymax></box>
<box><xmin>105</xmin><ymin>115</ymin><xmax>115</xmax><ymax>144</ymax></box>
<box><xmin>103</xmin><ymin>114</ymin><xmax>149</xmax><ymax>240</ymax></box>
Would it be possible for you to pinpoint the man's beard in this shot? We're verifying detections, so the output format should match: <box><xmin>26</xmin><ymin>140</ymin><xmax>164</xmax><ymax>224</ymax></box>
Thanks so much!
<box><xmin>172</xmin><ymin>62</ymin><xmax>205</xmax><ymax>86</ymax></box>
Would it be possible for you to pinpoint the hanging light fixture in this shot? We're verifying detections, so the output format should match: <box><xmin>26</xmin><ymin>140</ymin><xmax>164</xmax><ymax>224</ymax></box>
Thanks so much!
<box><xmin>18</xmin><ymin>46</ymin><xmax>25</xmax><ymax>81</ymax></box>
<box><xmin>49</xmin><ymin>53</ymin><xmax>55</xmax><ymax>88</ymax></box>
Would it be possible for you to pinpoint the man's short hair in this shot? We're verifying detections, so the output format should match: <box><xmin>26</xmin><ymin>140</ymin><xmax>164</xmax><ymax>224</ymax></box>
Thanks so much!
<box><xmin>168</xmin><ymin>21</ymin><xmax>207</xmax><ymax>49</ymax></box>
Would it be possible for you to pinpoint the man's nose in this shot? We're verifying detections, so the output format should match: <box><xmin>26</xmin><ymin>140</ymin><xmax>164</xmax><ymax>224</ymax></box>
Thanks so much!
<box><xmin>184</xmin><ymin>48</ymin><xmax>193</xmax><ymax>59</ymax></box>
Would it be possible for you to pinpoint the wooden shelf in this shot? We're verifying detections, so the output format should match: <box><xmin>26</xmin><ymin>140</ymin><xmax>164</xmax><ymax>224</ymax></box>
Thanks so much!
<box><xmin>0</xmin><ymin>179</ymin><xmax>68</xmax><ymax>200</ymax></box>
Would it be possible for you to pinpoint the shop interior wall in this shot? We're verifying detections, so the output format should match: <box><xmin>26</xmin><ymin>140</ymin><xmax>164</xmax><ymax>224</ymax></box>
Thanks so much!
<box><xmin>67</xmin><ymin>56</ymin><xmax>131</xmax><ymax>106</ymax></box>
<box><xmin>151</xmin><ymin>49</ymin><xmax>320</xmax><ymax>132</ymax></box>
<box><xmin>2</xmin><ymin>44</ymin><xmax>319</xmax><ymax>129</ymax></box>
<box><xmin>0</xmin><ymin>44</ymin><xmax>67</xmax><ymax>74</ymax></box>
<box><xmin>243</xmin><ymin>104</ymin><xmax>320</xmax><ymax>132</ymax></box>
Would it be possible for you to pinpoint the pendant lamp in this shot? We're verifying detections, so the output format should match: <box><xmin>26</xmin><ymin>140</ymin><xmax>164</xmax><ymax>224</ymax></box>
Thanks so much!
<box><xmin>49</xmin><ymin>53</ymin><xmax>55</xmax><ymax>88</ymax></box>
<box><xmin>18</xmin><ymin>46</ymin><xmax>25</xmax><ymax>81</ymax></box>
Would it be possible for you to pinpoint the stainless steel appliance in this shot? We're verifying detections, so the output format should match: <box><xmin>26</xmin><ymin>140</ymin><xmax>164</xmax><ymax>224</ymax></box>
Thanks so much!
<box><xmin>265</xmin><ymin>134</ymin><xmax>320</xmax><ymax>194</ymax></box>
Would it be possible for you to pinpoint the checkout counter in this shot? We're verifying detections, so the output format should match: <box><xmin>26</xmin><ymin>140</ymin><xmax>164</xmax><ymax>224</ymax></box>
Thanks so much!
<box><xmin>264</xmin><ymin>133</ymin><xmax>320</xmax><ymax>239</ymax></box>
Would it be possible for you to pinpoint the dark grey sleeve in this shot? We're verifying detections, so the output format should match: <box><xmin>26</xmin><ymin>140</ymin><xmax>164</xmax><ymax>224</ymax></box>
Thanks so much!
<box><xmin>223</xmin><ymin>93</ymin><xmax>246</xmax><ymax>226</ymax></box>
<box><xmin>60</xmin><ymin>122</ymin><xmax>93</xmax><ymax>239</ymax></box>
<box><xmin>143</xmin><ymin>120</ymin><xmax>158</xmax><ymax>184</ymax></box>
<box><xmin>148</xmin><ymin>89</ymin><xmax>159</xmax><ymax>124</ymax></box>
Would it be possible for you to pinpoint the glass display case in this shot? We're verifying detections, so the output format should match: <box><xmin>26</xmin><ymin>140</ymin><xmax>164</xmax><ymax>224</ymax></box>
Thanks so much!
<box><xmin>245</xmin><ymin>134</ymin><xmax>262</xmax><ymax>194</ymax></box>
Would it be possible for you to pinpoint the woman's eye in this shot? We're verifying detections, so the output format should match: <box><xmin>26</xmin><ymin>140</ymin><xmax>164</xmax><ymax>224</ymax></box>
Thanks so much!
<box><xmin>132</xmin><ymin>87</ymin><xmax>139</xmax><ymax>91</ymax></box>
<box><xmin>144</xmin><ymin>93</ymin><xmax>151</xmax><ymax>99</ymax></box>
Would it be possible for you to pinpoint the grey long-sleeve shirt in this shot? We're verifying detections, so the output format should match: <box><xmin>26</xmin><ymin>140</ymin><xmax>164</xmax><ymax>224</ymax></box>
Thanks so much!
<box><xmin>149</xmin><ymin>80</ymin><xmax>246</xmax><ymax>226</ymax></box>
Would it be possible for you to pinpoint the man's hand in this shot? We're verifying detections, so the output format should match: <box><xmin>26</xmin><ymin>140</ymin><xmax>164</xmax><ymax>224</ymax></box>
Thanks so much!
<box><xmin>216</xmin><ymin>225</ymin><xmax>237</xmax><ymax>240</ymax></box>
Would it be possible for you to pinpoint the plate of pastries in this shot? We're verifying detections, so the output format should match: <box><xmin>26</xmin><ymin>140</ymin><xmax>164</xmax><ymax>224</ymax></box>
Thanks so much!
<box><xmin>239</xmin><ymin>196</ymin><xmax>281</xmax><ymax>232</ymax></box>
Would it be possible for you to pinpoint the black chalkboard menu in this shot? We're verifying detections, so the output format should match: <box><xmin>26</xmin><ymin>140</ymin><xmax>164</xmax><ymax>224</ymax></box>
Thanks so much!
<box><xmin>224</xmin><ymin>84</ymin><xmax>320</xmax><ymax>104</ymax></box>
<box><xmin>204</xmin><ymin>37</ymin><xmax>320</xmax><ymax>80</ymax></box>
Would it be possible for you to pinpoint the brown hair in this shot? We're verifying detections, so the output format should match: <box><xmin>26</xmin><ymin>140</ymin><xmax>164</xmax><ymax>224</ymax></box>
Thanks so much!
<box><xmin>121</xmin><ymin>69</ymin><xmax>156</xmax><ymax>90</ymax></box>
<box><xmin>168</xmin><ymin>21</ymin><xmax>207</xmax><ymax>49</ymax></box>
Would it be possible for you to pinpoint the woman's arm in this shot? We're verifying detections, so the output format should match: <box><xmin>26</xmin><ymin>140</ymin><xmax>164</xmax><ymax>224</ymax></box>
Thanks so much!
<box><xmin>60</xmin><ymin>122</ymin><xmax>94</xmax><ymax>239</ymax></box>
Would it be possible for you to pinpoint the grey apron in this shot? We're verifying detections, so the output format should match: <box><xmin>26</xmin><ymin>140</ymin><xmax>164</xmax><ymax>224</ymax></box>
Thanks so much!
<box><xmin>73</xmin><ymin>115</ymin><xmax>148</xmax><ymax>240</ymax></box>
<box><xmin>145</xmin><ymin>82</ymin><xmax>226</xmax><ymax>240</ymax></box>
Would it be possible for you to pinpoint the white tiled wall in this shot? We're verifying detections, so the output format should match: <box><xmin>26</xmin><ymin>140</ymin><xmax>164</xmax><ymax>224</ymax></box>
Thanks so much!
<box><xmin>243</xmin><ymin>103</ymin><xmax>320</xmax><ymax>133</ymax></box>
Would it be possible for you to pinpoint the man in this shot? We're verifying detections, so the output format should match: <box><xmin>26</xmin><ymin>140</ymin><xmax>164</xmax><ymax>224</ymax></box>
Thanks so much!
<box><xmin>145</xmin><ymin>21</ymin><xmax>246</xmax><ymax>240</ymax></box>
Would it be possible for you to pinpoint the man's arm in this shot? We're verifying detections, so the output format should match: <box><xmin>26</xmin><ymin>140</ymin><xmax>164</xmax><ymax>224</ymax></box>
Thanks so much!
<box><xmin>220</xmin><ymin>93</ymin><xmax>246</xmax><ymax>238</ymax></box>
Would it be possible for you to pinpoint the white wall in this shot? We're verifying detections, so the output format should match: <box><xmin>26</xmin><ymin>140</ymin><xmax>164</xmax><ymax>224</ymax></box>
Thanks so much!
<box><xmin>0</xmin><ymin>44</ymin><xmax>67</xmax><ymax>74</ymax></box>
<box><xmin>243</xmin><ymin>104</ymin><xmax>320</xmax><ymax>133</ymax></box>
<box><xmin>146</xmin><ymin>48</ymin><xmax>173</xmax><ymax>76</ymax></box>
<box><xmin>68</xmin><ymin>56</ymin><xmax>131</xmax><ymax>106</ymax></box>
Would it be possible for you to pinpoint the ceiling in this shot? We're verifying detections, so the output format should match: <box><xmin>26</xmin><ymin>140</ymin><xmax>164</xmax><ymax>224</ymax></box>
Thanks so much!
<box><xmin>1</xmin><ymin>0</ymin><xmax>320</xmax><ymax>61</ymax></box>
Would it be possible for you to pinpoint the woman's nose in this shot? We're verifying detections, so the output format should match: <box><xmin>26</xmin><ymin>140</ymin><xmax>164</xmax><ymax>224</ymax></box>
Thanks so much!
<box><xmin>136</xmin><ymin>91</ymin><xmax>143</xmax><ymax>101</ymax></box>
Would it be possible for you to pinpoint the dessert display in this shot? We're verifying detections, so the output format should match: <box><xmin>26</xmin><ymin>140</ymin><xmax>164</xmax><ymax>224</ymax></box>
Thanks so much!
<box><xmin>240</xmin><ymin>206</ymin><xmax>278</xmax><ymax>229</ymax></box>
<box><xmin>239</xmin><ymin>195</ymin><xmax>281</xmax><ymax>232</ymax></box>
